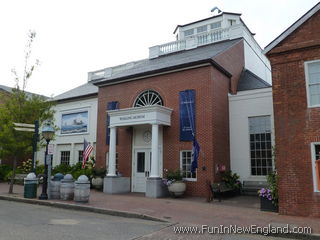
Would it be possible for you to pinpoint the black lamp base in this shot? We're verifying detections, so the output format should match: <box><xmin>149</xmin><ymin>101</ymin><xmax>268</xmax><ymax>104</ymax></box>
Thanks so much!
<box><xmin>38</xmin><ymin>193</ymin><xmax>48</xmax><ymax>200</ymax></box>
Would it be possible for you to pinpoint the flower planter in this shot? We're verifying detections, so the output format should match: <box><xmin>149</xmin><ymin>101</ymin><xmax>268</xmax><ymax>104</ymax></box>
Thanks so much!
<box><xmin>260</xmin><ymin>197</ymin><xmax>278</xmax><ymax>212</ymax></box>
<box><xmin>91</xmin><ymin>177</ymin><xmax>103</xmax><ymax>190</ymax></box>
<box><xmin>168</xmin><ymin>181</ymin><xmax>186</xmax><ymax>197</ymax></box>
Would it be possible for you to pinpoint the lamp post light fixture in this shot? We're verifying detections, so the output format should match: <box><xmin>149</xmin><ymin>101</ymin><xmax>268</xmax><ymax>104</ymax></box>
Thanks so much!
<box><xmin>39</xmin><ymin>121</ymin><xmax>54</xmax><ymax>200</ymax></box>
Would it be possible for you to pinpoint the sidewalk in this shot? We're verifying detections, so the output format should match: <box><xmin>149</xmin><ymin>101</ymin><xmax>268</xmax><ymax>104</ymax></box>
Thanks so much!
<box><xmin>0</xmin><ymin>183</ymin><xmax>319</xmax><ymax>236</ymax></box>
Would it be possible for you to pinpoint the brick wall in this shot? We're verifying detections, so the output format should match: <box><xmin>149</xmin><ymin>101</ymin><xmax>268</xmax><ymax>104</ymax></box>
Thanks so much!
<box><xmin>96</xmin><ymin>65</ymin><xmax>230</xmax><ymax>197</ymax></box>
<box><xmin>267</xmin><ymin>11</ymin><xmax>320</xmax><ymax>217</ymax></box>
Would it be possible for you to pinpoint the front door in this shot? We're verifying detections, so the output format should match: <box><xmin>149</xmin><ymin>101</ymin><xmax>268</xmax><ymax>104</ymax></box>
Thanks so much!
<box><xmin>133</xmin><ymin>149</ymin><xmax>151</xmax><ymax>192</ymax></box>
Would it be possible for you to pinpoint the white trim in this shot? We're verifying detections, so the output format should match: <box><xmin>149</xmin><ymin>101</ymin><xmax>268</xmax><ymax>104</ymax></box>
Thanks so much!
<box><xmin>304</xmin><ymin>59</ymin><xmax>320</xmax><ymax>108</ymax></box>
<box><xmin>180</xmin><ymin>150</ymin><xmax>197</xmax><ymax>181</ymax></box>
<box><xmin>310</xmin><ymin>142</ymin><xmax>320</xmax><ymax>193</ymax></box>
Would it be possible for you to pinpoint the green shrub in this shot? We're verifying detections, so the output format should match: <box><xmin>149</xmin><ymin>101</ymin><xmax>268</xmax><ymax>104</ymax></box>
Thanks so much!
<box><xmin>0</xmin><ymin>165</ymin><xmax>12</xmax><ymax>181</ymax></box>
<box><xmin>72</xmin><ymin>168</ymin><xmax>93</xmax><ymax>180</ymax></box>
<box><xmin>93</xmin><ymin>167</ymin><xmax>106</xmax><ymax>177</ymax></box>
<box><xmin>166</xmin><ymin>169</ymin><xmax>183</xmax><ymax>181</ymax></box>
<box><xmin>52</xmin><ymin>164</ymin><xmax>73</xmax><ymax>175</ymax></box>
<box><xmin>267</xmin><ymin>170</ymin><xmax>279</xmax><ymax>206</ymax></box>
<box><xmin>36</xmin><ymin>164</ymin><xmax>45</xmax><ymax>175</ymax></box>
<box><xmin>221</xmin><ymin>170</ymin><xmax>242</xmax><ymax>190</ymax></box>
<box><xmin>4</xmin><ymin>169</ymin><xmax>23</xmax><ymax>182</ymax></box>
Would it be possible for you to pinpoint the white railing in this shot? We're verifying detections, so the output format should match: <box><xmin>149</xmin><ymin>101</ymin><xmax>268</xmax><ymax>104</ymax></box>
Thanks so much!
<box><xmin>151</xmin><ymin>27</ymin><xmax>232</xmax><ymax>58</ymax></box>
<box><xmin>196</xmin><ymin>28</ymin><xmax>229</xmax><ymax>46</ymax></box>
<box><xmin>159</xmin><ymin>40</ymin><xmax>186</xmax><ymax>55</ymax></box>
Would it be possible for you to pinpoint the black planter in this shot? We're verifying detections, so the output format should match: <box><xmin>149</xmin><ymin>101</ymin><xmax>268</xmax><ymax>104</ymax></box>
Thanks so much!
<box><xmin>260</xmin><ymin>197</ymin><xmax>278</xmax><ymax>212</ymax></box>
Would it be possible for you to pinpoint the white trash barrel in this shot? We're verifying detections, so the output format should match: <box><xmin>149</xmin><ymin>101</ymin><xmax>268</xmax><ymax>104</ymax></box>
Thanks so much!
<box><xmin>74</xmin><ymin>175</ymin><xmax>90</xmax><ymax>203</ymax></box>
<box><xmin>50</xmin><ymin>173</ymin><xmax>64</xmax><ymax>199</ymax></box>
<box><xmin>60</xmin><ymin>174</ymin><xmax>75</xmax><ymax>200</ymax></box>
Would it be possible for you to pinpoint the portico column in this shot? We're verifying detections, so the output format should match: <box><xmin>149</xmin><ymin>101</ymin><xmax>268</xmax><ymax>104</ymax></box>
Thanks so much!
<box><xmin>150</xmin><ymin>124</ymin><xmax>159</xmax><ymax>178</ymax></box>
<box><xmin>107</xmin><ymin>126</ymin><xmax>117</xmax><ymax>177</ymax></box>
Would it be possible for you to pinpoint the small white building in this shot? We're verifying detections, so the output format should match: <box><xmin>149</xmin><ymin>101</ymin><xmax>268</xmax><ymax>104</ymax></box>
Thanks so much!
<box><xmin>39</xmin><ymin>83</ymin><xmax>98</xmax><ymax>166</ymax></box>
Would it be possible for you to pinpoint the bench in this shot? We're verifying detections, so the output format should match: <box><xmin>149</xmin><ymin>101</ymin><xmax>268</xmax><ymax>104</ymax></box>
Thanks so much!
<box><xmin>8</xmin><ymin>174</ymin><xmax>27</xmax><ymax>185</ymax></box>
<box><xmin>207</xmin><ymin>181</ymin><xmax>234</xmax><ymax>202</ymax></box>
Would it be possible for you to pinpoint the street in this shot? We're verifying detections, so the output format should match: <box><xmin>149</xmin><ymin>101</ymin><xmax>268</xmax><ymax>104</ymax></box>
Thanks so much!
<box><xmin>0</xmin><ymin>200</ymin><xmax>169</xmax><ymax>240</ymax></box>
<box><xmin>0</xmin><ymin>200</ymin><xmax>299</xmax><ymax>240</ymax></box>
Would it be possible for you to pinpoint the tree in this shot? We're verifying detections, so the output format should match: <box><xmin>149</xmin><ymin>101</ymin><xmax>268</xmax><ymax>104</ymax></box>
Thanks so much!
<box><xmin>0</xmin><ymin>30</ymin><xmax>55</xmax><ymax>194</ymax></box>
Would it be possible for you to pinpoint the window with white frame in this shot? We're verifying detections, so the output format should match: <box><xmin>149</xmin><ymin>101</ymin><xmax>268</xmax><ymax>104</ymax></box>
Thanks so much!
<box><xmin>311</xmin><ymin>143</ymin><xmax>320</xmax><ymax>192</ymax></box>
<box><xmin>61</xmin><ymin>151</ymin><xmax>70</xmax><ymax>165</ymax></box>
<box><xmin>180</xmin><ymin>151</ymin><xmax>196</xmax><ymax>180</ymax></box>
<box><xmin>106</xmin><ymin>152</ymin><xmax>119</xmax><ymax>174</ymax></box>
<box><xmin>305</xmin><ymin>60</ymin><xmax>320</xmax><ymax>107</ymax></box>
<box><xmin>249</xmin><ymin>116</ymin><xmax>273</xmax><ymax>176</ymax></box>
<box><xmin>78</xmin><ymin>150</ymin><xmax>83</xmax><ymax>163</ymax></box>
<box><xmin>197</xmin><ymin>25</ymin><xmax>207</xmax><ymax>33</ymax></box>
<box><xmin>210</xmin><ymin>22</ymin><xmax>221</xmax><ymax>29</ymax></box>
<box><xmin>184</xmin><ymin>29</ymin><xmax>194</xmax><ymax>37</ymax></box>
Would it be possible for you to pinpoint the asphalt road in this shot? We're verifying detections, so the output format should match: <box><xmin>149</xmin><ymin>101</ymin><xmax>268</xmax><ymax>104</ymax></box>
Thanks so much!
<box><xmin>0</xmin><ymin>200</ymin><xmax>302</xmax><ymax>240</ymax></box>
<box><xmin>0</xmin><ymin>200</ymin><xmax>169</xmax><ymax>240</ymax></box>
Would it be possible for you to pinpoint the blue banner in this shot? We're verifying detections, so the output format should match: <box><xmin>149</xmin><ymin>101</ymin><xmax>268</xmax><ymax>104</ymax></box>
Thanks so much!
<box><xmin>106</xmin><ymin>101</ymin><xmax>119</xmax><ymax>145</ymax></box>
<box><xmin>179</xmin><ymin>90</ymin><xmax>195</xmax><ymax>141</ymax></box>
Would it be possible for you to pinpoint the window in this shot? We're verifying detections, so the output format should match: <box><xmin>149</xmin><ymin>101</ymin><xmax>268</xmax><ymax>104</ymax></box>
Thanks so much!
<box><xmin>184</xmin><ymin>29</ymin><xmax>194</xmax><ymax>37</ymax></box>
<box><xmin>106</xmin><ymin>152</ymin><xmax>119</xmax><ymax>174</ymax></box>
<box><xmin>249</xmin><ymin>116</ymin><xmax>273</xmax><ymax>176</ymax></box>
<box><xmin>305</xmin><ymin>60</ymin><xmax>320</xmax><ymax>107</ymax></box>
<box><xmin>228</xmin><ymin>19</ymin><xmax>236</xmax><ymax>26</ymax></box>
<box><xmin>197</xmin><ymin>25</ymin><xmax>207</xmax><ymax>33</ymax></box>
<box><xmin>78</xmin><ymin>150</ymin><xmax>83</xmax><ymax>163</ymax></box>
<box><xmin>210</xmin><ymin>22</ymin><xmax>221</xmax><ymax>29</ymax></box>
<box><xmin>134</xmin><ymin>90</ymin><xmax>163</xmax><ymax>107</ymax></box>
<box><xmin>311</xmin><ymin>143</ymin><xmax>320</xmax><ymax>192</ymax></box>
<box><xmin>61</xmin><ymin>151</ymin><xmax>70</xmax><ymax>165</ymax></box>
<box><xmin>180</xmin><ymin>151</ymin><xmax>196</xmax><ymax>180</ymax></box>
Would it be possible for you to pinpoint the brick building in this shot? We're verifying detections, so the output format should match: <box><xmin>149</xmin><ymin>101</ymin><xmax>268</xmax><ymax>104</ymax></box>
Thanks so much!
<box><xmin>89</xmin><ymin>12</ymin><xmax>272</xmax><ymax>197</ymax></box>
<box><xmin>265</xmin><ymin>2</ymin><xmax>320</xmax><ymax>217</ymax></box>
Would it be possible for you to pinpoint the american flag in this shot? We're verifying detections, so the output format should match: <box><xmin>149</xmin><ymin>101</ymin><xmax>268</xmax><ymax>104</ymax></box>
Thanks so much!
<box><xmin>82</xmin><ymin>139</ymin><xmax>93</xmax><ymax>169</ymax></box>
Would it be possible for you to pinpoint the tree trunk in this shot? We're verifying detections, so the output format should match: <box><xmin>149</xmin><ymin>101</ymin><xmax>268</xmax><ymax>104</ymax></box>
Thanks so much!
<box><xmin>8</xmin><ymin>156</ymin><xmax>17</xmax><ymax>194</ymax></box>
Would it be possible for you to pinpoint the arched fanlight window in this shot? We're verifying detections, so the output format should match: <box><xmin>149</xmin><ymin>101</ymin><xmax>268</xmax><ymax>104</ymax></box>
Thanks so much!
<box><xmin>134</xmin><ymin>90</ymin><xmax>163</xmax><ymax>107</ymax></box>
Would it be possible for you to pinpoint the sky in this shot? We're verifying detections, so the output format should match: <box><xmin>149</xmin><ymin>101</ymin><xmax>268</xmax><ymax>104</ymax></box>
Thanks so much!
<box><xmin>0</xmin><ymin>0</ymin><xmax>319</xmax><ymax>97</ymax></box>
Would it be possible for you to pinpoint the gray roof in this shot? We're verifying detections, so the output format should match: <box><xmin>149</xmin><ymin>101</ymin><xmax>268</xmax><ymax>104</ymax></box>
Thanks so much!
<box><xmin>0</xmin><ymin>84</ymin><xmax>47</xmax><ymax>98</ymax></box>
<box><xmin>237</xmin><ymin>69</ymin><xmax>271</xmax><ymax>91</ymax></box>
<box><xmin>53</xmin><ymin>82</ymin><xmax>98</xmax><ymax>101</ymax></box>
<box><xmin>91</xmin><ymin>38</ymin><xmax>243</xmax><ymax>85</ymax></box>
<box><xmin>264</xmin><ymin>2</ymin><xmax>320</xmax><ymax>53</ymax></box>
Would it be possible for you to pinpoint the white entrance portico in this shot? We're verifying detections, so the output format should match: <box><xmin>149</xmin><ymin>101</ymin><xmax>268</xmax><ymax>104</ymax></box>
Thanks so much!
<box><xmin>104</xmin><ymin>105</ymin><xmax>172</xmax><ymax>197</ymax></box>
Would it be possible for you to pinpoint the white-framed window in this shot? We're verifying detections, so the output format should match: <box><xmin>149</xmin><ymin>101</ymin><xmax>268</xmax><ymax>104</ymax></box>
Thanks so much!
<box><xmin>311</xmin><ymin>143</ymin><xmax>320</xmax><ymax>192</ymax></box>
<box><xmin>305</xmin><ymin>60</ymin><xmax>320</xmax><ymax>107</ymax></box>
<box><xmin>249</xmin><ymin>116</ymin><xmax>273</xmax><ymax>176</ymax></box>
<box><xmin>61</xmin><ymin>151</ymin><xmax>70</xmax><ymax>165</ymax></box>
<box><xmin>210</xmin><ymin>22</ymin><xmax>221</xmax><ymax>29</ymax></box>
<box><xmin>197</xmin><ymin>25</ymin><xmax>207</xmax><ymax>33</ymax></box>
<box><xmin>180</xmin><ymin>150</ymin><xmax>196</xmax><ymax>181</ymax></box>
<box><xmin>228</xmin><ymin>19</ymin><xmax>236</xmax><ymax>26</ymax></box>
<box><xmin>78</xmin><ymin>150</ymin><xmax>83</xmax><ymax>163</ymax></box>
<box><xmin>134</xmin><ymin>90</ymin><xmax>163</xmax><ymax>107</ymax></box>
<box><xmin>184</xmin><ymin>29</ymin><xmax>194</xmax><ymax>37</ymax></box>
<box><xmin>106</xmin><ymin>152</ymin><xmax>119</xmax><ymax>174</ymax></box>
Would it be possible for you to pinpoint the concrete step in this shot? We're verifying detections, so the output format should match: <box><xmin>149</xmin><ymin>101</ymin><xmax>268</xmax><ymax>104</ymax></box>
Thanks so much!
<box><xmin>242</xmin><ymin>181</ymin><xmax>268</xmax><ymax>196</ymax></box>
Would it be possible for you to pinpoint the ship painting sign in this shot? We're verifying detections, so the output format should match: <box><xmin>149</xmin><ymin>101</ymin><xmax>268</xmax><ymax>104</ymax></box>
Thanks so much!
<box><xmin>61</xmin><ymin>111</ymin><xmax>88</xmax><ymax>134</ymax></box>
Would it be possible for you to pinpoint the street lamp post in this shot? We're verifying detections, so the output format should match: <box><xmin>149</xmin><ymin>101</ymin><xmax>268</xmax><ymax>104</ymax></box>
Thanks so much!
<box><xmin>39</xmin><ymin>121</ymin><xmax>54</xmax><ymax>200</ymax></box>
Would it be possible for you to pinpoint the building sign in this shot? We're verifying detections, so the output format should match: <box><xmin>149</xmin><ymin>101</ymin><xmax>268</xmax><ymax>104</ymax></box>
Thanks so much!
<box><xmin>119</xmin><ymin>114</ymin><xmax>145</xmax><ymax>121</ymax></box>
<box><xmin>61</xmin><ymin>111</ymin><xmax>88</xmax><ymax>134</ymax></box>
<box><xmin>179</xmin><ymin>89</ymin><xmax>196</xmax><ymax>141</ymax></box>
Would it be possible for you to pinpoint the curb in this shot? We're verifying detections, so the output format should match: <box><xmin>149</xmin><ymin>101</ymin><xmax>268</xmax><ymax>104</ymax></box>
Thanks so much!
<box><xmin>0</xmin><ymin>195</ymin><xmax>169</xmax><ymax>223</ymax></box>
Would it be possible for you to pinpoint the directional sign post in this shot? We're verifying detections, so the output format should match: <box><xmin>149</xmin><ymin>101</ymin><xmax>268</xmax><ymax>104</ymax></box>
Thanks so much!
<box><xmin>14</xmin><ymin>121</ymin><xmax>39</xmax><ymax>172</ymax></box>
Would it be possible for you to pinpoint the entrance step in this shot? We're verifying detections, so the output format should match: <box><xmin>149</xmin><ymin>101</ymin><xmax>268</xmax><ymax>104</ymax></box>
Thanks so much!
<box><xmin>242</xmin><ymin>181</ymin><xmax>268</xmax><ymax>196</ymax></box>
